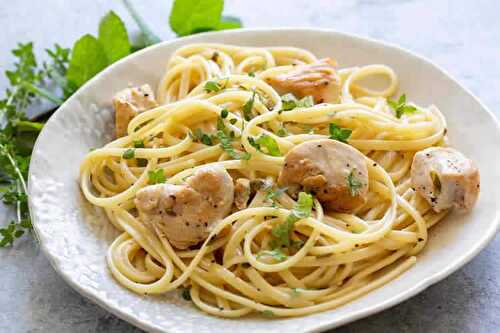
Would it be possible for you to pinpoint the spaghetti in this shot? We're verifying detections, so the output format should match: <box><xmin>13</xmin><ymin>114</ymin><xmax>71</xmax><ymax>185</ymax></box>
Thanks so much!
<box><xmin>79</xmin><ymin>43</ymin><xmax>451</xmax><ymax>318</ymax></box>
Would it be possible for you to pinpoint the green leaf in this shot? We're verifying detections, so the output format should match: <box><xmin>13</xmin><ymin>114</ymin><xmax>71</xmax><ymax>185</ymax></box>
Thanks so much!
<box><xmin>271</xmin><ymin>192</ymin><xmax>313</xmax><ymax>248</ymax></box>
<box><xmin>265</xmin><ymin>186</ymin><xmax>287</xmax><ymax>202</ymax></box>
<box><xmin>217</xmin><ymin>130</ymin><xmax>251</xmax><ymax>160</ymax></box>
<box><xmin>133</xmin><ymin>140</ymin><xmax>145</xmax><ymax>148</ymax></box>
<box><xmin>220</xmin><ymin>108</ymin><xmax>229</xmax><ymax>118</ymax></box>
<box><xmin>329</xmin><ymin>123</ymin><xmax>352</xmax><ymax>143</ymax></box>
<box><xmin>261</xmin><ymin>310</ymin><xmax>275</xmax><ymax>317</ymax></box>
<box><xmin>257</xmin><ymin>249</ymin><xmax>288</xmax><ymax>262</ymax></box>
<box><xmin>280</xmin><ymin>93</ymin><xmax>314</xmax><ymax>112</ymax></box>
<box><xmin>296</xmin><ymin>95</ymin><xmax>314</xmax><ymax>108</ymax></box>
<box><xmin>276</xmin><ymin>127</ymin><xmax>288</xmax><ymax>137</ymax></box>
<box><xmin>148</xmin><ymin>169</ymin><xmax>166</xmax><ymax>184</ymax></box>
<box><xmin>122</xmin><ymin>148</ymin><xmax>135</xmax><ymax>159</ymax></box>
<box><xmin>66</xmin><ymin>34</ymin><xmax>108</xmax><ymax>88</ymax></box>
<box><xmin>388</xmin><ymin>94</ymin><xmax>418</xmax><ymax>119</ymax></box>
<box><xmin>204</xmin><ymin>80</ymin><xmax>222</xmax><ymax>93</ymax></box>
<box><xmin>251</xmin><ymin>134</ymin><xmax>281</xmax><ymax>157</ymax></box>
<box><xmin>243</xmin><ymin>91</ymin><xmax>256</xmax><ymax>121</ymax></box>
<box><xmin>281</xmin><ymin>93</ymin><xmax>298</xmax><ymax>111</ymax></box>
<box><xmin>217</xmin><ymin>16</ymin><xmax>242</xmax><ymax>30</ymax></box>
<box><xmin>169</xmin><ymin>0</ymin><xmax>224</xmax><ymax>36</ymax></box>
<box><xmin>347</xmin><ymin>169</ymin><xmax>363</xmax><ymax>196</ymax></box>
<box><xmin>98</xmin><ymin>11</ymin><xmax>131</xmax><ymax>63</ymax></box>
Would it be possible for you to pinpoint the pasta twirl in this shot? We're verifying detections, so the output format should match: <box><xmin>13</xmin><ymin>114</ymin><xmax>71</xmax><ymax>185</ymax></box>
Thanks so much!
<box><xmin>79</xmin><ymin>43</ymin><xmax>450</xmax><ymax>318</ymax></box>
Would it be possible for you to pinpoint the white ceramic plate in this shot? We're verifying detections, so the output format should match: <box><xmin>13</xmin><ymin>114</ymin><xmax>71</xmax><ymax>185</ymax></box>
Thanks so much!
<box><xmin>28</xmin><ymin>28</ymin><xmax>500</xmax><ymax>333</ymax></box>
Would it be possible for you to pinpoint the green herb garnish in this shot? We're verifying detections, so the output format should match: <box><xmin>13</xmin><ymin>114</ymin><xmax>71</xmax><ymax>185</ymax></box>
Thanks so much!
<box><xmin>261</xmin><ymin>310</ymin><xmax>275</xmax><ymax>317</ymax></box>
<box><xmin>217</xmin><ymin>131</ymin><xmax>251</xmax><ymax>160</ymax></box>
<box><xmin>280</xmin><ymin>93</ymin><xmax>314</xmax><ymax>112</ymax></box>
<box><xmin>388</xmin><ymin>94</ymin><xmax>418</xmax><ymax>118</ymax></box>
<box><xmin>248</xmin><ymin>134</ymin><xmax>281</xmax><ymax>156</ymax></box>
<box><xmin>276</xmin><ymin>127</ymin><xmax>288</xmax><ymax>137</ymax></box>
<box><xmin>347</xmin><ymin>169</ymin><xmax>363</xmax><ymax>196</ymax></box>
<box><xmin>328</xmin><ymin>123</ymin><xmax>352</xmax><ymax>143</ymax></box>
<box><xmin>204</xmin><ymin>80</ymin><xmax>222</xmax><ymax>93</ymax></box>
<box><xmin>122</xmin><ymin>148</ymin><xmax>135</xmax><ymax>159</ymax></box>
<box><xmin>243</xmin><ymin>91</ymin><xmax>256</xmax><ymax>121</ymax></box>
<box><xmin>148</xmin><ymin>169</ymin><xmax>166</xmax><ymax>184</ymax></box>
<box><xmin>169</xmin><ymin>0</ymin><xmax>242</xmax><ymax>37</ymax></box>
<box><xmin>220</xmin><ymin>108</ymin><xmax>229</xmax><ymax>118</ymax></box>
<box><xmin>133</xmin><ymin>140</ymin><xmax>145</xmax><ymax>148</ymax></box>
<box><xmin>271</xmin><ymin>192</ymin><xmax>313</xmax><ymax>248</ymax></box>
<box><xmin>257</xmin><ymin>249</ymin><xmax>288</xmax><ymax>262</ymax></box>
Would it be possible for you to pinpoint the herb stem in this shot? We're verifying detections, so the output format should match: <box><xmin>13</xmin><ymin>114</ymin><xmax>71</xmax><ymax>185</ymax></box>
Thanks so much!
<box><xmin>3</xmin><ymin>146</ymin><xmax>28</xmax><ymax>195</ymax></box>
<box><xmin>20</xmin><ymin>81</ymin><xmax>64</xmax><ymax>105</ymax></box>
<box><xmin>16</xmin><ymin>181</ymin><xmax>22</xmax><ymax>224</ymax></box>
<box><xmin>122</xmin><ymin>0</ymin><xmax>161</xmax><ymax>46</ymax></box>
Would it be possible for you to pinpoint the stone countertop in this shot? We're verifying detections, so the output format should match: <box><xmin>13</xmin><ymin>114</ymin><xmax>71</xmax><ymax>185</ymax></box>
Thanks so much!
<box><xmin>0</xmin><ymin>0</ymin><xmax>499</xmax><ymax>332</ymax></box>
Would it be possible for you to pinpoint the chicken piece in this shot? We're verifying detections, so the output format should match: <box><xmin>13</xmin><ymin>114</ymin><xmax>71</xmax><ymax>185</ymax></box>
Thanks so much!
<box><xmin>410</xmin><ymin>147</ymin><xmax>480</xmax><ymax>212</ymax></box>
<box><xmin>113</xmin><ymin>84</ymin><xmax>158</xmax><ymax>137</ymax></box>
<box><xmin>135</xmin><ymin>165</ymin><xmax>234</xmax><ymax>249</ymax></box>
<box><xmin>234</xmin><ymin>178</ymin><xmax>251</xmax><ymax>210</ymax></box>
<box><xmin>266</xmin><ymin>58</ymin><xmax>341</xmax><ymax>104</ymax></box>
<box><xmin>278</xmin><ymin>139</ymin><xmax>368</xmax><ymax>212</ymax></box>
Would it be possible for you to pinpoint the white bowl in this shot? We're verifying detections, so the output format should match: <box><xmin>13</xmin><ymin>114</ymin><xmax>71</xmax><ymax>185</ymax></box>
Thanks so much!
<box><xmin>28</xmin><ymin>28</ymin><xmax>500</xmax><ymax>333</ymax></box>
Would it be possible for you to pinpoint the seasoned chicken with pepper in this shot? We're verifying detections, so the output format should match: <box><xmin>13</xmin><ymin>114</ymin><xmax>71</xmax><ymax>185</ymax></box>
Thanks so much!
<box><xmin>135</xmin><ymin>165</ymin><xmax>234</xmax><ymax>249</ymax></box>
<box><xmin>278</xmin><ymin>139</ymin><xmax>368</xmax><ymax>212</ymax></box>
<box><xmin>234</xmin><ymin>178</ymin><xmax>251</xmax><ymax>210</ymax></box>
<box><xmin>266</xmin><ymin>58</ymin><xmax>341</xmax><ymax>104</ymax></box>
<box><xmin>113</xmin><ymin>84</ymin><xmax>158</xmax><ymax>137</ymax></box>
<box><xmin>411</xmin><ymin>147</ymin><xmax>480</xmax><ymax>212</ymax></box>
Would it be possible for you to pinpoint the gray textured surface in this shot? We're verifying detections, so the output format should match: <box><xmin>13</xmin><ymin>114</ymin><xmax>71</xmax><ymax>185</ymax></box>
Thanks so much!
<box><xmin>0</xmin><ymin>0</ymin><xmax>499</xmax><ymax>332</ymax></box>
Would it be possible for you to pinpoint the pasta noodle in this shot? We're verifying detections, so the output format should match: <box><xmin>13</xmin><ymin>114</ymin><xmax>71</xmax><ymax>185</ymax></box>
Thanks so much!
<box><xmin>79</xmin><ymin>43</ymin><xmax>450</xmax><ymax>318</ymax></box>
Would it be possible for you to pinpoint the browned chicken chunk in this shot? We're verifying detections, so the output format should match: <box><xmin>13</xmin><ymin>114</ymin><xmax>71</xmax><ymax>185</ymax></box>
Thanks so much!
<box><xmin>234</xmin><ymin>178</ymin><xmax>251</xmax><ymax>210</ymax></box>
<box><xmin>135</xmin><ymin>165</ymin><xmax>234</xmax><ymax>249</ymax></box>
<box><xmin>266</xmin><ymin>58</ymin><xmax>341</xmax><ymax>104</ymax></box>
<box><xmin>411</xmin><ymin>147</ymin><xmax>480</xmax><ymax>212</ymax></box>
<box><xmin>278</xmin><ymin>139</ymin><xmax>369</xmax><ymax>212</ymax></box>
<box><xmin>113</xmin><ymin>84</ymin><xmax>158</xmax><ymax>137</ymax></box>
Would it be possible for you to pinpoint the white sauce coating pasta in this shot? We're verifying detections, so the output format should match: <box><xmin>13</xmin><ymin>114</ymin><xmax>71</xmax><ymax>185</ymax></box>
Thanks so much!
<box><xmin>79</xmin><ymin>43</ymin><xmax>449</xmax><ymax>318</ymax></box>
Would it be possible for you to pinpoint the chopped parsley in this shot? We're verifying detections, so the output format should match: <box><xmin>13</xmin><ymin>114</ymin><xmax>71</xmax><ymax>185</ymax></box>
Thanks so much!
<box><xmin>388</xmin><ymin>94</ymin><xmax>417</xmax><ymax>118</ymax></box>
<box><xmin>148</xmin><ymin>169</ymin><xmax>166</xmax><ymax>184</ymax></box>
<box><xmin>220</xmin><ymin>108</ymin><xmax>229</xmax><ymax>118</ymax></box>
<box><xmin>280</xmin><ymin>93</ymin><xmax>314</xmax><ymax>112</ymax></box>
<box><xmin>328</xmin><ymin>123</ymin><xmax>352</xmax><ymax>143</ymax></box>
<box><xmin>261</xmin><ymin>310</ymin><xmax>275</xmax><ymax>317</ymax></box>
<box><xmin>256</xmin><ymin>249</ymin><xmax>287</xmax><ymax>262</ymax></box>
<box><xmin>265</xmin><ymin>186</ymin><xmax>288</xmax><ymax>202</ymax></box>
<box><xmin>203</xmin><ymin>80</ymin><xmax>222</xmax><ymax>93</ymax></box>
<box><xmin>276</xmin><ymin>127</ymin><xmax>288</xmax><ymax>137</ymax></box>
<box><xmin>217</xmin><ymin>130</ymin><xmax>251</xmax><ymax>160</ymax></box>
<box><xmin>133</xmin><ymin>140</ymin><xmax>145</xmax><ymax>148</ymax></box>
<box><xmin>229</xmin><ymin>118</ymin><xmax>237</xmax><ymax>125</ymax></box>
<box><xmin>248</xmin><ymin>134</ymin><xmax>281</xmax><ymax>156</ymax></box>
<box><xmin>248</xmin><ymin>71</ymin><xmax>255</xmax><ymax>77</ymax></box>
<box><xmin>122</xmin><ymin>148</ymin><xmax>135</xmax><ymax>159</ymax></box>
<box><xmin>190</xmin><ymin>128</ymin><xmax>214</xmax><ymax>146</ymax></box>
<box><xmin>347</xmin><ymin>169</ymin><xmax>363</xmax><ymax>196</ymax></box>
<box><xmin>243</xmin><ymin>90</ymin><xmax>256</xmax><ymax>121</ymax></box>
<box><xmin>271</xmin><ymin>192</ymin><xmax>313</xmax><ymax>248</ymax></box>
